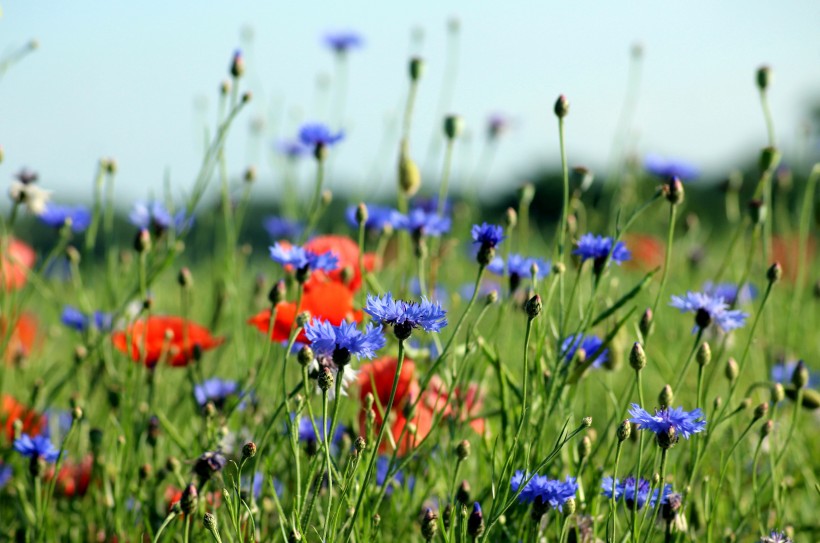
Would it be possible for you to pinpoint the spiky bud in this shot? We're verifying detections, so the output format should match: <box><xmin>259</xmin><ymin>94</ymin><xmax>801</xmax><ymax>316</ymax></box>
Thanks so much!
<box><xmin>696</xmin><ymin>342</ymin><xmax>711</xmax><ymax>367</ymax></box>
<box><xmin>421</xmin><ymin>509</ymin><xmax>438</xmax><ymax>541</ymax></box>
<box><xmin>180</xmin><ymin>483</ymin><xmax>198</xmax><ymax>515</ymax></box>
<box><xmin>767</xmin><ymin>262</ymin><xmax>783</xmax><ymax>284</ymax></box>
<box><xmin>242</xmin><ymin>441</ymin><xmax>257</xmax><ymax>460</ymax></box>
<box><xmin>554</xmin><ymin>95</ymin><xmax>570</xmax><ymax>118</ymax></box>
<box><xmin>204</xmin><ymin>512</ymin><xmax>218</xmax><ymax>533</ymax></box>
<box><xmin>564</xmin><ymin>497</ymin><xmax>576</xmax><ymax>515</ymax></box>
<box><xmin>355</xmin><ymin>436</ymin><xmax>367</xmax><ymax>452</ymax></box>
<box><xmin>617</xmin><ymin>420</ymin><xmax>631</xmax><ymax>442</ymax></box>
<box><xmin>629</xmin><ymin>342</ymin><xmax>646</xmax><ymax>371</ymax></box>
<box><xmin>297</xmin><ymin>346</ymin><xmax>314</xmax><ymax>367</ymax></box>
<box><xmin>456</xmin><ymin>440</ymin><xmax>471</xmax><ymax>461</ymax></box>
<box><xmin>467</xmin><ymin>502</ymin><xmax>485</xmax><ymax>539</ymax></box>
<box><xmin>581</xmin><ymin>416</ymin><xmax>592</xmax><ymax>428</ymax></box>
<box><xmin>296</xmin><ymin>312</ymin><xmax>310</xmax><ymax>329</ymax></box>
<box><xmin>658</xmin><ymin>385</ymin><xmax>674</xmax><ymax>409</ymax></box>
<box><xmin>485</xmin><ymin>290</ymin><xmax>498</xmax><ymax>305</ymax></box>
<box><xmin>525</xmin><ymin>294</ymin><xmax>542</xmax><ymax>319</ymax></box>
<box><xmin>318</xmin><ymin>367</ymin><xmax>334</xmax><ymax>392</ymax></box>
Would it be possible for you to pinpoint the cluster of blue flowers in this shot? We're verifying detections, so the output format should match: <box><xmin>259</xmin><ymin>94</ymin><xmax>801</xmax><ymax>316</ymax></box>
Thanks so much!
<box><xmin>601</xmin><ymin>475</ymin><xmax>673</xmax><ymax>510</ymax></box>
<box><xmin>39</xmin><ymin>203</ymin><xmax>91</xmax><ymax>233</ymax></box>
<box><xmin>304</xmin><ymin>320</ymin><xmax>385</xmax><ymax>362</ymax></box>
<box><xmin>510</xmin><ymin>471</ymin><xmax>578</xmax><ymax>512</ymax></box>
<box><xmin>269</xmin><ymin>242</ymin><xmax>339</xmax><ymax>274</ymax></box>
<box><xmin>573</xmin><ymin>233</ymin><xmax>631</xmax><ymax>268</ymax></box>
<box><xmin>14</xmin><ymin>434</ymin><xmax>60</xmax><ymax>463</ymax></box>
<box><xmin>61</xmin><ymin>305</ymin><xmax>113</xmax><ymax>333</ymax></box>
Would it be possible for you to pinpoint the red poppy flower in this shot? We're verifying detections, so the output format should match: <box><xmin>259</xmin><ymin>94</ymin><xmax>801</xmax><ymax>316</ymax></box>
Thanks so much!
<box><xmin>1</xmin><ymin>394</ymin><xmax>45</xmax><ymax>443</ymax></box>
<box><xmin>112</xmin><ymin>316</ymin><xmax>224</xmax><ymax>367</ymax></box>
<box><xmin>165</xmin><ymin>485</ymin><xmax>222</xmax><ymax>513</ymax></box>
<box><xmin>623</xmin><ymin>233</ymin><xmax>664</xmax><ymax>271</ymax></box>
<box><xmin>0</xmin><ymin>237</ymin><xmax>35</xmax><ymax>291</ymax></box>
<box><xmin>773</xmin><ymin>234</ymin><xmax>815</xmax><ymax>283</ymax></box>
<box><xmin>47</xmin><ymin>455</ymin><xmax>93</xmax><ymax>498</ymax></box>
<box><xmin>1</xmin><ymin>312</ymin><xmax>38</xmax><ymax>364</ymax></box>
<box><xmin>422</xmin><ymin>376</ymin><xmax>486</xmax><ymax>436</ymax></box>
<box><xmin>304</xmin><ymin>235</ymin><xmax>379</xmax><ymax>291</ymax></box>
<box><xmin>248</xmin><ymin>280</ymin><xmax>361</xmax><ymax>343</ymax></box>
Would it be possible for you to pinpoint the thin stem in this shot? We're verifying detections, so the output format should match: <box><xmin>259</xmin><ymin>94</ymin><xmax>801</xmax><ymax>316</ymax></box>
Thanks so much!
<box><xmin>437</xmin><ymin>139</ymin><xmax>455</xmax><ymax>216</ymax></box>
<box><xmin>647</xmin><ymin>203</ymin><xmax>677</xmax><ymax>347</ymax></box>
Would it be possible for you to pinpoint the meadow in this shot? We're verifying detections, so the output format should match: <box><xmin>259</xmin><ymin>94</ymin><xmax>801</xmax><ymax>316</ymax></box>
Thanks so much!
<box><xmin>0</xmin><ymin>28</ymin><xmax>818</xmax><ymax>543</ymax></box>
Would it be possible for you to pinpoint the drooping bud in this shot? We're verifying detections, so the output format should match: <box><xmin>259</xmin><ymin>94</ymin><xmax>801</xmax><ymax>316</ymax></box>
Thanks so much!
<box><xmin>696</xmin><ymin>342</ymin><xmax>711</xmax><ymax>367</ymax></box>
<box><xmin>617</xmin><ymin>420</ymin><xmax>631</xmax><ymax>442</ymax></box>
<box><xmin>525</xmin><ymin>294</ymin><xmax>542</xmax><ymax>319</ymax></box>
<box><xmin>554</xmin><ymin>94</ymin><xmax>570</xmax><ymax>118</ymax></box>
<box><xmin>629</xmin><ymin>342</ymin><xmax>646</xmax><ymax>371</ymax></box>
<box><xmin>766</xmin><ymin>262</ymin><xmax>783</xmax><ymax>284</ymax></box>
<box><xmin>658</xmin><ymin>385</ymin><xmax>674</xmax><ymax>409</ymax></box>
<box><xmin>467</xmin><ymin>502</ymin><xmax>485</xmax><ymax>539</ymax></box>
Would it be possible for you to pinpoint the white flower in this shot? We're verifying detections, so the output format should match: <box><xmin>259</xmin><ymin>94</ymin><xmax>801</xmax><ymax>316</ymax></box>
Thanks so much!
<box><xmin>8</xmin><ymin>181</ymin><xmax>51</xmax><ymax>215</ymax></box>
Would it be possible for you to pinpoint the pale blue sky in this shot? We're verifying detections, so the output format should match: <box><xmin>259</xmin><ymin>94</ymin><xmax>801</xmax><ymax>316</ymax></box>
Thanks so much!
<box><xmin>1</xmin><ymin>1</ymin><xmax>819</xmax><ymax>207</ymax></box>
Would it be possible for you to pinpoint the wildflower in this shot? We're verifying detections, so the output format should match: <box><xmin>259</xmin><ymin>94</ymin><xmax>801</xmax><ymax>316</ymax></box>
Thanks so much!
<box><xmin>248</xmin><ymin>281</ymin><xmax>361</xmax><ymax>344</ymax></box>
<box><xmin>511</xmin><ymin>472</ymin><xmax>578</xmax><ymax>512</ymax></box>
<box><xmin>472</xmin><ymin>222</ymin><xmax>505</xmax><ymax>265</ymax></box>
<box><xmin>323</xmin><ymin>30</ymin><xmax>364</xmax><ymax>54</ymax></box>
<box><xmin>111</xmin><ymin>316</ymin><xmax>224</xmax><ymax>367</ymax></box>
<box><xmin>8</xmin><ymin>171</ymin><xmax>51</xmax><ymax>215</ymax></box>
<box><xmin>345</xmin><ymin>204</ymin><xmax>402</xmax><ymax>232</ymax></box>
<box><xmin>364</xmin><ymin>293</ymin><xmax>447</xmax><ymax>340</ymax></box>
<box><xmin>298</xmin><ymin>123</ymin><xmax>344</xmax><ymax>149</ymax></box>
<box><xmin>573</xmin><ymin>234</ymin><xmax>631</xmax><ymax>272</ymax></box>
<box><xmin>629</xmin><ymin>404</ymin><xmax>706</xmax><ymax>448</ymax></box>
<box><xmin>761</xmin><ymin>531</ymin><xmax>792</xmax><ymax>543</ymax></box>
<box><xmin>193</xmin><ymin>378</ymin><xmax>241</xmax><ymax>409</ymax></box>
<box><xmin>269</xmin><ymin>242</ymin><xmax>339</xmax><ymax>280</ymax></box>
<box><xmin>1</xmin><ymin>395</ymin><xmax>45</xmax><ymax>442</ymax></box>
<box><xmin>304</xmin><ymin>235</ymin><xmax>379</xmax><ymax>291</ymax></box>
<box><xmin>375</xmin><ymin>456</ymin><xmax>412</xmax><ymax>496</ymax></box>
<box><xmin>702</xmin><ymin>281</ymin><xmax>757</xmax><ymax>306</ymax></box>
<box><xmin>60</xmin><ymin>305</ymin><xmax>113</xmax><ymax>333</ymax></box>
<box><xmin>467</xmin><ymin>502</ymin><xmax>484</xmax><ymax>538</ymax></box>
<box><xmin>14</xmin><ymin>433</ymin><xmax>60</xmax><ymax>463</ymax></box>
<box><xmin>129</xmin><ymin>201</ymin><xmax>192</xmax><ymax>234</ymax></box>
<box><xmin>1</xmin><ymin>237</ymin><xmax>35</xmax><ymax>290</ymax></box>
<box><xmin>396</xmin><ymin>209</ymin><xmax>451</xmax><ymax>238</ymax></box>
<box><xmin>623</xmin><ymin>233</ymin><xmax>664</xmax><ymax>271</ymax></box>
<box><xmin>601</xmin><ymin>475</ymin><xmax>673</xmax><ymax>509</ymax></box>
<box><xmin>47</xmin><ymin>455</ymin><xmax>93</xmax><ymax>498</ymax></box>
<box><xmin>262</xmin><ymin>217</ymin><xmax>303</xmax><ymax>240</ymax></box>
<box><xmin>670</xmin><ymin>291</ymin><xmax>748</xmax><ymax>333</ymax></box>
<box><xmin>1</xmin><ymin>313</ymin><xmax>38</xmax><ymax>364</ymax></box>
<box><xmin>0</xmin><ymin>463</ymin><xmax>11</xmax><ymax>489</ymax></box>
<box><xmin>275</xmin><ymin>138</ymin><xmax>310</xmax><ymax>159</ymax></box>
<box><xmin>488</xmin><ymin>254</ymin><xmax>550</xmax><ymax>293</ymax></box>
<box><xmin>193</xmin><ymin>451</ymin><xmax>227</xmax><ymax>482</ymax></box>
<box><xmin>305</xmin><ymin>320</ymin><xmax>385</xmax><ymax>364</ymax></box>
<box><xmin>771</xmin><ymin>360</ymin><xmax>818</xmax><ymax>388</ymax></box>
<box><xmin>644</xmin><ymin>154</ymin><xmax>699</xmax><ymax>181</ymax></box>
<box><xmin>38</xmin><ymin>203</ymin><xmax>92</xmax><ymax>233</ymax></box>
<box><xmin>487</xmin><ymin>113</ymin><xmax>511</xmax><ymax>140</ymax></box>
<box><xmin>561</xmin><ymin>334</ymin><xmax>608</xmax><ymax>368</ymax></box>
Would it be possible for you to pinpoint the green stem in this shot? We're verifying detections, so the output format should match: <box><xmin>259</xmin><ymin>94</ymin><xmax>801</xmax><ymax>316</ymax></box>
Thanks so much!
<box><xmin>647</xmin><ymin>203</ymin><xmax>677</xmax><ymax>347</ymax></box>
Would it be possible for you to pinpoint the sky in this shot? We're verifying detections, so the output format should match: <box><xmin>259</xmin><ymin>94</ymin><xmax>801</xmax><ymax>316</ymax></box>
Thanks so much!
<box><xmin>1</xmin><ymin>1</ymin><xmax>819</xmax><ymax>209</ymax></box>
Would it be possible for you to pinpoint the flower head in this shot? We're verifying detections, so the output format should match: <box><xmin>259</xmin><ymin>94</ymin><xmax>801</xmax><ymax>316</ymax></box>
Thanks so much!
<box><xmin>511</xmin><ymin>471</ymin><xmax>577</xmax><ymax>511</ymax></box>
<box><xmin>305</xmin><ymin>320</ymin><xmax>385</xmax><ymax>363</ymax></box>
<box><xmin>761</xmin><ymin>531</ymin><xmax>792</xmax><ymax>543</ymax></box>
<box><xmin>14</xmin><ymin>434</ymin><xmax>59</xmax><ymax>462</ymax></box>
<box><xmin>129</xmin><ymin>202</ymin><xmax>192</xmax><ymax>234</ymax></box>
<box><xmin>298</xmin><ymin>123</ymin><xmax>344</xmax><ymax>148</ymax></box>
<box><xmin>561</xmin><ymin>334</ymin><xmax>608</xmax><ymax>368</ymax></box>
<box><xmin>471</xmin><ymin>223</ymin><xmax>505</xmax><ymax>248</ymax></box>
<box><xmin>275</xmin><ymin>138</ymin><xmax>310</xmax><ymax>159</ymax></box>
<box><xmin>111</xmin><ymin>316</ymin><xmax>224</xmax><ymax>367</ymax></box>
<box><xmin>38</xmin><ymin>204</ymin><xmax>92</xmax><ymax>233</ymax></box>
<box><xmin>644</xmin><ymin>154</ymin><xmax>699</xmax><ymax>181</ymax></box>
<box><xmin>364</xmin><ymin>293</ymin><xmax>447</xmax><ymax>339</ymax></box>
<box><xmin>702</xmin><ymin>281</ymin><xmax>757</xmax><ymax>306</ymax></box>
<box><xmin>629</xmin><ymin>404</ymin><xmax>706</xmax><ymax>443</ymax></box>
<box><xmin>670</xmin><ymin>291</ymin><xmax>748</xmax><ymax>333</ymax></box>
<box><xmin>194</xmin><ymin>378</ymin><xmax>240</xmax><ymax>409</ymax></box>
<box><xmin>574</xmin><ymin>234</ymin><xmax>631</xmax><ymax>268</ymax></box>
<box><xmin>396</xmin><ymin>209</ymin><xmax>451</xmax><ymax>238</ymax></box>
<box><xmin>601</xmin><ymin>475</ymin><xmax>673</xmax><ymax>510</ymax></box>
<box><xmin>323</xmin><ymin>31</ymin><xmax>364</xmax><ymax>53</ymax></box>
<box><xmin>263</xmin><ymin>217</ymin><xmax>303</xmax><ymax>240</ymax></box>
<box><xmin>269</xmin><ymin>242</ymin><xmax>339</xmax><ymax>275</ymax></box>
<box><xmin>346</xmin><ymin>204</ymin><xmax>402</xmax><ymax>233</ymax></box>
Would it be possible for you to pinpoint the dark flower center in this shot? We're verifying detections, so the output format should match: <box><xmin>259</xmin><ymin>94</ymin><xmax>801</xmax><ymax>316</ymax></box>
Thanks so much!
<box><xmin>695</xmin><ymin>307</ymin><xmax>712</xmax><ymax>329</ymax></box>
<box><xmin>332</xmin><ymin>346</ymin><xmax>351</xmax><ymax>367</ymax></box>
<box><xmin>393</xmin><ymin>322</ymin><xmax>413</xmax><ymax>341</ymax></box>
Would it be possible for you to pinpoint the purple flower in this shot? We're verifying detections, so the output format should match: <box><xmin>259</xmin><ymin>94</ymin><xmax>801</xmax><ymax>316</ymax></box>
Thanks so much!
<box><xmin>269</xmin><ymin>242</ymin><xmax>339</xmax><ymax>273</ymax></box>
<box><xmin>60</xmin><ymin>305</ymin><xmax>113</xmax><ymax>333</ymax></box>
<box><xmin>323</xmin><ymin>31</ymin><xmax>364</xmax><ymax>53</ymax></box>
<box><xmin>644</xmin><ymin>153</ymin><xmax>699</xmax><ymax>181</ymax></box>
<box><xmin>561</xmin><ymin>334</ymin><xmax>608</xmax><ymax>368</ymax></box>
<box><xmin>275</xmin><ymin>138</ymin><xmax>310</xmax><ymax>159</ymax></box>
<box><xmin>39</xmin><ymin>203</ymin><xmax>92</xmax><ymax>233</ymax></box>
<box><xmin>511</xmin><ymin>472</ymin><xmax>578</xmax><ymax>511</ymax></box>
<box><xmin>771</xmin><ymin>360</ymin><xmax>818</xmax><ymax>388</ymax></box>
<box><xmin>13</xmin><ymin>434</ymin><xmax>60</xmax><ymax>463</ymax></box>
<box><xmin>298</xmin><ymin>123</ymin><xmax>344</xmax><ymax>148</ymax></box>
<box><xmin>365</xmin><ymin>293</ymin><xmax>447</xmax><ymax>337</ymax></box>
<box><xmin>629</xmin><ymin>404</ymin><xmax>706</xmax><ymax>440</ymax></box>
<box><xmin>297</xmin><ymin>416</ymin><xmax>346</xmax><ymax>445</ymax></box>
<box><xmin>702</xmin><ymin>281</ymin><xmax>757</xmax><ymax>306</ymax></box>
<box><xmin>670</xmin><ymin>291</ymin><xmax>748</xmax><ymax>333</ymax></box>
<box><xmin>601</xmin><ymin>475</ymin><xmax>673</xmax><ymax>510</ymax></box>
<box><xmin>304</xmin><ymin>320</ymin><xmax>385</xmax><ymax>362</ymax></box>
<box><xmin>375</xmin><ymin>456</ymin><xmax>413</xmax><ymax>496</ymax></box>
<box><xmin>396</xmin><ymin>209</ymin><xmax>451</xmax><ymax>237</ymax></box>
<box><xmin>263</xmin><ymin>217</ymin><xmax>303</xmax><ymax>240</ymax></box>
<box><xmin>761</xmin><ymin>531</ymin><xmax>792</xmax><ymax>543</ymax></box>
<box><xmin>193</xmin><ymin>451</ymin><xmax>227</xmax><ymax>481</ymax></box>
<box><xmin>471</xmin><ymin>223</ymin><xmax>505</xmax><ymax>248</ymax></box>
<box><xmin>411</xmin><ymin>196</ymin><xmax>452</xmax><ymax>216</ymax></box>
<box><xmin>194</xmin><ymin>378</ymin><xmax>240</xmax><ymax>409</ymax></box>
<box><xmin>129</xmin><ymin>202</ymin><xmax>192</xmax><ymax>233</ymax></box>
<box><xmin>573</xmin><ymin>234</ymin><xmax>631</xmax><ymax>267</ymax></box>
<box><xmin>346</xmin><ymin>204</ymin><xmax>403</xmax><ymax>232</ymax></box>
<box><xmin>487</xmin><ymin>113</ymin><xmax>511</xmax><ymax>140</ymax></box>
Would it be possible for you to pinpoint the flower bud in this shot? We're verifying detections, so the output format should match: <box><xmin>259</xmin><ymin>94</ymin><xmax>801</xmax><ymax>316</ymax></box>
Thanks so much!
<box><xmin>296</xmin><ymin>312</ymin><xmax>310</xmax><ymax>329</ymax></box>
<box><xmin>577</xmin><ymin>436</ymin><xmax>591</xmax><ymax>461</ymax></box>
<box><xmin>564</xmin><ymin>497</ymin><xmax>576</xmax><ymax>515</ymax></box>
<box><xmin>318</xmin><ymin>367</ymin><xmax>334</xmax><ymax>392</ymax></box>
<box><xmin>760</xmin><ymin>419</ymin><xmax>774</xmax><ymax>438</ymax></box>
<box><xmin>177</xmin><ymin>267</ymin><xmax>193</xmax><ymax>289</ymax></box>
<box><xmin>244</xmin><ymin>166</ymin><xmax>256</xmax><ymax>183</ymax></box>
<box><xmin>658</xmin><ymin>384</ymin><xmax>674</xmax><ymax>409</ymax></box>
<box><xmin>753</xmin><ymin>402</ymin><xmax>768</xmax><ymax>421</ymax></box>
<box><xmin>525</xmin><ymin>294</ymin><xmax>542</xmax><ymax>319</ymax></box>
<box><xmin>581</xmin><ymin>416</ymin><xmax>592</xmax><ymax>428</ymax></box>
<box><xmin>756</xmin><ymin>65</ymin><xmax>771</xmax><ymax>91</ymax></box>
<box><xmin>443</xmin><ymin>115</ymin><xmax>464</xmax><ymax>140</ymax></box>
<box><xmin>355</xmin><ymin>436</ymin><xmax>366</xmax><ymax>452</ymax></box>
<box><xmin>204</xmin><ymin>512</ymin><xmax>218</xmax><ymax>533</ymax></box>
<box><xmin>639</xmin><ymin>308</ymin><xmax>654</xmax><ymax>338</ymax></box>
<box><xmin>456</xmin><ymin>480</ymin><xmax>471</xmax><ymax>504</ymax></box>
<box><xmin>456</xmin><ymin>439</ymin><xmax>471</xmax><ymax>461</ymax></box>
<box><xmin>617</xmin><ymin>420</ymin><xmax>631</xmax><ymax>442</ymax></box>
<box><xmin>791</xmin><ymin>360</ymin><xmax>809</xmax><ymax>388</ymax></box>
<box><xmin>288</xmin><ymin>529</ymin><xmax>303</xmax><ymax>543</ymax></box>
<box><xmin>554</xmin><ymin>94</ymin><xmax>570</xmax><ymax>118</ymax></box>
<box><xmin>696</xmin><ymin>342</ymin><xmax>711</xmax><ymax>367</ymax></box>
<box><xmin>180</xmin><ymin>483</ymin><xmax>198</xmax><ymax>515</ymax></box>
<box><xmin>355</xmin><ymin>202</ymin><xmax>368</xmax><ymax>226</ymax></box>
<box><xmin>664</xmin><ymin>177</ymin><xmax>684</xmax><ymax>205</ymax></box>
<box><xmin>771</xmin><ymin>383</ymin><xmax>785</xmax><ymax>404</ymax></box>
<box><xmin>748</xmin><ymin>199</ymin><xmax>767</xmax><ymax>224</ymax></box>
<box><xmin>242</xmin><ymin>441</ymin><xmax>257</xmax><ymax>460</ymax></box>
<box><xmin>409</xmin><ymin>57</ymin><xmax>425</xmax><ymax>81</ymax></box>
<box><xmin>421</xmin><ymin>508</ymin><xmax>438</xmax><ymax>541</ymax></box>
<box><xmin>230</xmin><ymin>50</ymin><xmax>244</xmax><ymax>78</ymax></box>
<box><xmin>767</xmin><ymin>262</ymin><xmax>782</xmax><ymax>284</ymax></box>
<box><xmin>467</xmin><ymin>502</ymin><xmax>484</xmax><ymax>539</ymax></box>
<box><xmin>629</xmin><ymin>342</ymin><xmax>646</xmax><ymax>371</ymax></box>
<box><xmin>759</xmin><ymin>146</ymin><xmax>780</xmax><ymax>172</ymax></box>
<box><xmin>398</xmin><ymin>148</ymin><xmax>422</xmax><ymax>197</ymax></box>
<box><xmin>269</xmin><ymin>280</ymin><xmax>287</xmax><ymax>305</ymax></box>
<box><xmin>485</xmin><ymin>290</ymin><xmax>498</xmax><ymax>306</ymax></box>
<box><xmin>505</xmin><ymin>207</ymin><xmax>517</xmax><ymax>229</ymax></box>
<box><xmin>725</xmin><ymin>358</ymin><xmax>739</xmax><ymax>383</ymax></box>
<box><xmin>134</xmin><ymin>229</ymin><xmax>151</xmax><ymax>253</ymax></box>
<box><xmin>657</xmin><ymin>426</ymin><xmax>677</xmax><ymax>449</ymax></box>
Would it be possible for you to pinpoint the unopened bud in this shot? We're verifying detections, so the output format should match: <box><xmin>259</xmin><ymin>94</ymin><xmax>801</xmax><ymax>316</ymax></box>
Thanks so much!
<box><xmin>577</xmin><ymin>436</ymin><xmax>591</xmax><ymax>460</ymax></box>
<box><xmin>525</xmin><ymin>294</ymin><xmax>542</xmax><ymax>319</ymax></box>
<box><xmin>748</xmin><ymin>199</ymin><xmax>767</xmax><ymax>224</ymax></box>
<box><xmin>398</xmin><ymin>149</ymin><xmax>421</xmax><ymax>197</ymax></box>
<box><xmin>355</xmin><ymin>436</ymin><xmax>366</xmax><ymax>452</ymax></box>
<box><xmin>421</xmin><ymin>508</ymin><xmax>438</xmax><ymax>541</ymax></box>
<box><xmin>355</xmin><ymin>202</ymin><xmax>368</xmax><ymax>225</ymax></box>
<box><xmin>318</xmin><ymin>367</ymin><xmax>334</xmax><ymax>392</ymax></box>
<box><xmin>657</xmin><ymin>426</ymin><xmax>677</xmax><ymax>449</ymax></box>
<box><xmin>581</xmin><ymin>416</ymin><xmax>592</xmax><ymax>428</ymax></box>
<box><xmin>563</xmin><ymin>497</ymin><xmax>576</xmax><ymax>515</ymax></box>
<box><xmin>753</xmin><ymin>403</ymin><xmax>768</xmax><ymax>421</ymax></box>
<box><xmin>456</xmin><ymin>439</ymin><xmax>471</xmax><ymax>461</ymax></box>
<box><xmin>177</xmin><ymin>267</ymin><xmax>193</xmax><ymax>288</ymax></box>
<box><xmin>771</xmin><ymin>383</ymin><xmax>785</xmax><ymax>403</ymax></box>
<box><xmin>242</xmin><ymin>441</ymin><xmax>257</xmax><ymax>460</ymax></box>
<box><xmin>767</xmin><ymin>262</ymin><xmax>782</xmax><ymax>284</ymax></box>
<box><xmin>230</xmin><ymin>50</ymin><xmax>244</xmax><ymax>78</ymax></box>
<box><xmin>296</xmin><ymin>312</ymin><xmax>310</xmax><ymax>328</ymax></box>
<box><xmin>180</xmin><ymin>483</ymin><xmax>198</xmax><ymax>515</ymax></box>
<box><xmin>759</xmin><ymin>146</ymin><xmax>780</xmax><ymax>172</ymax></box>
<box><xmin>756</xmin><ymin>65</ymin><xmax>771</xmax><ymax>91</ymax></box>
<box><xmin>725</xmin><ymin>358</ymin><xmax>739</xmax><ymax>383</ymax></box>
<box><xmin>664</xmin><ymin>177</ymin><xmax>684</xmax><ymax>205</ymax></box>
<box><xmin>554</xmin><ymin>94</ymin><xmax>570</xmax><ymax>118</ymax></box>
<box><xmin>696</xmin><ymin>342</ymin><xmax>711</xmax><ymax>367</ymax></box>
<box><xmin>629</xmin><ymin>342</ymin><xmax>646</xmax><ymax>371</ymax></box>
<box><xmin>443</xmin><ymin>115</ymin><xmax>464</xmax><ymax>140</ymax></box>
<box><xmin>658</xmin><ymin>384</ymin><xmax>674</xmax><ymax>409</ymax></box>
<box><xmin>134</xmin><ymin>229</ymin><xmax>151</xmax><ymax>253</ymax></box>
<box><xmin>640</xmin><ymin>308</ymin><xmax>654</xmax><ymax>337</ymax></box>
<box><xmin>617</xmin><ymin>420</ymin><xmax>631</xmax><ymax>442</ymax></box>
<box><xmin>792</xmin><ymin>360</ymin><xmax>809</xmax><ymax>388</ymax></box>
<box><xmin>467</xmin><ymin>502</ymin><xmax>484</xmax><ymax>538</ymax></box>
<box><xmin>760</xmin><ymin>419</ymin><xmax>774</xmax><ymax>438</ymax></box>
<box><xmin>505</xmin><ymin>207</ymin><xmax>517</xmax><ymax>229</ymax></box>
<box><xmin>409</xmin><ymin>57</ymin><xmax>425</xmax><ymax>81</ymax></box>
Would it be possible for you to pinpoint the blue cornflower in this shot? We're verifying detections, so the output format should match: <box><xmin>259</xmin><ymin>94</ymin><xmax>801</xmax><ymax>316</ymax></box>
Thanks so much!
<box><xmin>323</xmin><ymin>30</ymin><xmax>364</xmax><ymax>53</ymax></box>
<box><xmin>298</xmin><ymin>123</ymin><xmax>344</xmax><ymax>149</ymax></box>
<box><xmin>771</xmin><ymin>360</ymin><xmax>818</xmax><ymax>388</ymax></box>
<box><xmin>60</xmin><ymin>305</ymin><xmax>113</xmax><ymax>333</ymax></box>
<box><xmin>129</xmin><ymin>202</ymin><xmax>192</xmax><ymax>233</ymax></box>
<box><xmin>511</xmin><ymin>471</ymin><xmax>578</xmax><ymax>511</ymax></box>
<box><xmin>245</xmin><ymin>472</ymin><xmax>283</xmax><ymax>499</ymax></box>
<box><xmin>345</xmin><ymin>204</ymin><xmax>402</xmax><ymax>232</ymax></box>
<box><xmin>263</xmin><ymin>217</ymin><xmax>303</xmax><ymax>240</ymax></box>
<box><xmin>38</xmin><ymin>203</ymin><xmax>92</xmax><ymax>233</ymax></box>
<box><xmin>411</xmin><ymin>196</ymin><xmax>452</xmax><ymax>216</ymax></box>
<box><xmin>488</xmin><ymin>254</ymin><xmax>550</xmax><ymax>292</ymax></box>
<box><xmin>670</xmin><ymin>291</ymin><xmax>748</xmax><ymax>333</ymax></box>
<box><xmin>275</xmin><ymin>138</ymin><xmax>310</xmax><ymax>159</ymax></box>
<box><xmin>644</xmin><ymin>153</ymin><xmax>699</xmax><ymax>181</ymax></box>
<box><xmin>601</xmin><ymin>475</ymin><xmax>673</xmax><ymax>510</ymax></box>
<box><xmin>375</xmin><ymin>456</ymin><xmax>412</xmax><ymax>496</ymax></box>
<box><xmin>364</xmin><ymin>293</ymin><xmax>447</xmax><ymax>339</ymax></box>
<box><xmin>629</xmin><ymin>404</ymin><xmax>706</xmax><ymax>446</ymax></box>
<box><xmin>761</xmin><ymin>531</ymin><xmax>792</xmax><ymax>543</ymax></box>
<box><xmin>574</xmin><ymin>233</ymin><xmax>631</xmax><ymax>269</ymax></box>
<box><xmin>297</xmin><ymin>416</ymin><xmax>346</xmax><ymax>446</ymax></box>
<box><xmin>194</xmin><ymin>378</ymin><xmax>240</xmax><ymax>409</ymax></box>
<box><xmin>396</xmin><ymin>209</ymin><xmax>451</xmax><ymax>237</ymax></box>
<box><xmin>269</xmin><ymin>242</ymin><xmax>339</xmax><ymax>276</ymax></box>
<box><xmin>14</xmin><ymin>434</ymin><xmax>60</xmax><ymax>463</ymax></box>
<box><xmin>471</xmin><ymin>223</ymin><xmax>505</xmax><ymax>248</ymax></box>
<box><xmin>702</xmin><ymin>281</ymin><xmax>757</xmax><ymax>306</ymax></box>
<box><xmin>304</xmin><ymin>320</ymin><xmax>385</xmax><ymax>364</ymax></box>
<box><xmin>0</xmin><ymin>463</ymin><xmax>11</xmax><ymax>489</ymax></box>
<box><xmin>561</xmin><ymin>334</ymin><xmax>608</xmax><ymax>368</ymax></box>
